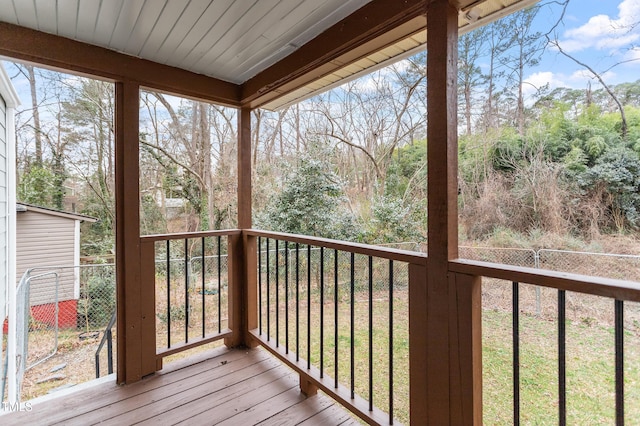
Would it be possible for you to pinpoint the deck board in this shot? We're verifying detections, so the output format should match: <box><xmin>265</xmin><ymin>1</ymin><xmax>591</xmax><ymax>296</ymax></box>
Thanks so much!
<box><xmin>1</xmin><ymin>347</ymin><xmax>359</xmax><ymax>426</ymax></box>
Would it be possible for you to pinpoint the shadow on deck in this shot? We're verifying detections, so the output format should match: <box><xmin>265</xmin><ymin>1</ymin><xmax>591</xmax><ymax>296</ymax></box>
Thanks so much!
<box><xmin>1</xmin><ymin>346</ymin><xmax>359</xmax><ymax>425</ymax></box>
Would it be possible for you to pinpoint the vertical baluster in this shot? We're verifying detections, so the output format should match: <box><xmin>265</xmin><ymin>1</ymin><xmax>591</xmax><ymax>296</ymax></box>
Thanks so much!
<box><xmin>350</xmin><ymin>252</ymin><xmax>355</xmax><ymax>399</ymax></box>
<box><xmin>558</xmin><ymin>290</ymin><xmax>566</xmax><ymax>426</ymax></box>
<box><xmin>218</xmin><ymin>235</ymin><xmax>221</xmax><ymax>333</ymax></box>
<box><xmin>320</xmin><ymin>247</ymin><xmax>324</xmax><ymax>378</ymax></box>
<box><xmin>296</xmin><ymin>243</ymin><xmax>300</xmax><ymax>361</ymax></box>
<box><xmin>334</xmin><ymin>249</ymin><xmax>339</xmax><ymax>389</ymax></box>
<box><xmin>166</xmin><ymin>240</ymin><xmax>171</xmax><ymax>348</ymax></box>
<box><xmin>513</xmin><ymin>281</ymin><xmax>520</xmax><ymax>426</ymax></box>
<box><xmin>307</xmin><ymin>244</ymin><xmax>311</xmax><ymax>370</ymax></box>
<box><xmin>201</xmin><ymin>237</ymin><xmax>205</xmax><ymax>338</ymax></box>
<box><xmin>276</xmin><ymin>240</ymin><xmax>280</xmax><ymax>347</ymax></box>
<box><xmin>267</xmin><ymin>238</ymin><xmax>270</xmax><ymax>342</ymax></box>
<box><xmin>285</xmin><ymin>241</ymin><xmax>289</xmax><ymax>354</ymax></box>
<box><xmin>615</xmin><ymin>300</ymin><xmax>624</xmax><ymax>426</ymax></box>
<box><xmin>185</xmin><ymin>239</ymin><xmax>189</xmax><ymax>343</ymax></box>
<box><xmin>259</xmin><ymin>237</ymin><xmax>262</xmax><ymax>335</ymax></box>
<box><xmin>368</xmin><ymin>255</ymin><xmax>373</xmax><ymax>411</ymax></box>
<box><xmin>389</xmin><ymin>259</ymin><xmax>394</xmax><ymax>424</ymax></box>
<box><xmin>107</xmin><ymin>328</ymin><xmax>113</xmax><ymax>375</ymax></box>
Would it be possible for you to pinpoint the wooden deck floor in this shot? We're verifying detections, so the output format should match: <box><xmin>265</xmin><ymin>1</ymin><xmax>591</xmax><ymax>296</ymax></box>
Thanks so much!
<box><xmin>1</xmin><ymin>346</ymin><xmax>359</xmax><ymax>425</ymax></box>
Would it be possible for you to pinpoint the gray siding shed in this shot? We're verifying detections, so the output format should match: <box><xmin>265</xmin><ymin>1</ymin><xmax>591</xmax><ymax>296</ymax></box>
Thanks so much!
<box><xmin>16</xmin><ymin>204</ymin><xmax>97</xmax><ymax>306</ymax></box>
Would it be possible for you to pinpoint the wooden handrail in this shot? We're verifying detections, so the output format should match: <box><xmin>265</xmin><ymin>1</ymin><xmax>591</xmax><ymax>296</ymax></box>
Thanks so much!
<box><xmin>140</xmin><ymin>230</ymin><xmax>241</xmax><ymax>370</ymax></box>
<box><xmin>140</xmin><ymin>229</ymin><xmax>241</xmax><ymax>243</ymax></box>
<box><xmin>245</xmin><ymin>229</ymin><xmax>427</xmax><ymax>265</ymax></box>
<box><xmin>450</xmin><ymin>258</ymin><xmax>640</xmax><ymax>302</ymax></box>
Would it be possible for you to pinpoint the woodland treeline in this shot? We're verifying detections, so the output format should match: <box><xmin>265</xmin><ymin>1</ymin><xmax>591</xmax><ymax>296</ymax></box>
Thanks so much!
<box><xmin>12</xmin><ymin>6</ymin><xmax>640</xmax><ymax>255</ymax></box>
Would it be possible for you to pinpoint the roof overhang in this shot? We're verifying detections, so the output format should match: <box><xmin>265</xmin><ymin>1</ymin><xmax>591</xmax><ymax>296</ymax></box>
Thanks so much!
<box><xmin>0</xmin><ymin>0</ymin><xmax>536</xmax><ymax>110</ymax></box>
<box><xmin>0</xmin><ymin>61</ymin><xmax>20</xmax><ymax>108</ymax></box>
<box><xmin>256</xmin><ymin>0</ymin><xmax>539</xmax><ymax>110</ymax></box>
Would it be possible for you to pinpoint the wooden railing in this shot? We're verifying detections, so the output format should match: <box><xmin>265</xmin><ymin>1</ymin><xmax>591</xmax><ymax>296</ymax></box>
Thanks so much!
<box><xmin>139</xmin><ymin>229</ymin><xmax>640</xmax><ymax>425</ymax></box>
<box><xmin>244</xmin><ymin>229</ymin><xmax>427</xmax><ymax>426</ymax></box>
<box><xmin>140</xmin><ymin>230</ymin><xmax>241</xmax><ymax>368</ymax></box>
<box><xmin>451</xmin><ymin>259</ymin><xmax>640</xmax><ymax>425</ymax></box>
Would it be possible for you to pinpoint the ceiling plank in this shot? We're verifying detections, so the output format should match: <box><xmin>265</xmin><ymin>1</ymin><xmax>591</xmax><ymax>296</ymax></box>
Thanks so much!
<box><xmin>149</xmin><ymin>1</ymin><xmax>212</xmax><ymax>64</ymax></box>
<box><xmin>0</xmin><ymin>22</ymin><xmax>240</xmax><ymax>106</ymax></box>
<box><xmin>76</xmin><ymin>0</ymin><xmax>101</xmax><ymax>44</ymax></box>
<box><xmin>109</xmin><ymin>0</ymin><xmax>145</xmax><ymax>49</ymax></box>
<box><xmin>0</xmin><ymin>0</ymin><xmax>17</xmax><ymax>23</ymax></box>
<box><xmin>137</xmin><ymin>1</ymin><xmax>189</xmax><ymax>59</ymax></box>
<box><xmin>240</xmin><ymin>0</ymin><xmax>428</xmax><ymax>108</ymax></box>
<box><xmin>170</xmin><ymin>0</ymin><xmax>236</xmax><ymax>67</ymax></box>
<box><xmin>12</xmin><ymin>0</ymin><xmax>37</xmax><ymax>28</ymax></box>
<box><xmin>124</xmin><ymin>0</ymin><xmax>167</xmax><ymax>55</ymax></box>
<box><xmin>186</xmin><ymin>0</ymin><xmax>267</xmax><ymax>70</ymax></box>
<box><xmin>34</xmin><ymin>0</ymin><xmax>57</xmax><ymax>34</ymax></box>
<box><xmin>57</xmin><ymin>0</ymin><xmax>79</xmax><ymax>39</ymax></box>
<box><xmin>93</xmin><ymin>0</ymin><xmax>125</xmax><ymax>46</ymax></box>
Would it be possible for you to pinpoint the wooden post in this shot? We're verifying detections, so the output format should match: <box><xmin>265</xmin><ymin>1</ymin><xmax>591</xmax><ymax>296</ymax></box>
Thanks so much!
<box><xmin>238</xmin><ymin>108</ymin><xmax>252</xmax><ymax>229</ymax></box>
<box><xmin>140</xmin><ymin>240</ymin><xmax>159</xmax><ymax>371</ymax></box>
<box><xmin>449</xmin><ymin>272</ymin><xmax>482</xmax><ymax>424</ymax></box>
<box><xmin>226</xmin><ymin>107</ymin><xmax>256</xmax><ymax>347</ymax></box>
<box><xmin>421</xmin><ymin>0</ymin><xmax>481</xmax><ymax>424</ymax></box>
<box><xmin>408</xmin><ymin>262</ymin><xmax>428</xmax><ymax>422</ymax></box>
<box><xmin>225</xmin><ymin>233</ymin><xmax>243</xmax><ymax>347</ymax></box>
<box><xmin>115</xmin><ymin>81</ymin><xmax>156</xmax><ymax>384</ymax></box>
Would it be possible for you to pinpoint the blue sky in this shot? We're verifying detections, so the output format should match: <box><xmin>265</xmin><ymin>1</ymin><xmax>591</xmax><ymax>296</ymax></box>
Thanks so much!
<box><xmin>523</xmin><ymin>0</ymin><xmax>640</xmax><ymax>98</ymax></box>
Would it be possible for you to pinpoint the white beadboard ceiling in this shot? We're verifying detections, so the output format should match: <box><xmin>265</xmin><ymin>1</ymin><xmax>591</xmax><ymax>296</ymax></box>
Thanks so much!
<box><xmin>0</xmin><ymin>0</ymin><xmax>371</xmax><ymax>84</ymax></box>
<box><xmin>0</xmin><ymin>0</ymin><xmax>535</xmax><ymax>109</ymax></box>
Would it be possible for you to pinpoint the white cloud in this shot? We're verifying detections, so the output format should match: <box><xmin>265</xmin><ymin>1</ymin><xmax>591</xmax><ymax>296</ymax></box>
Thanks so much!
<box><xmin>568</xmin><ymin>69</ymin><xmax>617</xmax><ymax>85</ymax></box>
<box><xmin>559</xmin><ymin>0</ymin><xmax>640</xmax><ymax>53</ymax></box>
<box><xmin>522</xmin><ymin>69</ymin><xmax>618</xmax><ymax>101</ymax></box>
<box><xmin>624</xmin><ymin>46</ymin><xmax>640</xmax><ymax>61</ymax></box>
<box><xmin>523</xmin><ymin>71</ymin><xmax>564</xmax><ymax>96</ymax></box>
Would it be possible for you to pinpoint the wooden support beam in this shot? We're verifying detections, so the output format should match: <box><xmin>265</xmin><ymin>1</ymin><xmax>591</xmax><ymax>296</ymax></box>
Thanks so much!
<box><xmin>241</xmin><ymin>0</ymin><xmax>428</xmax><ymax>108</ymax></box>
<box><xmin>226</xmin><ymin>107</ymin><xmax>256</xmax><ymax>347</ymax></box>
<box><xmin>425</xmin><ymin>0</ymin><xmax>482</xmax><ymax>424</ymax></box>
<box><xmin>115</xmin><ymin>81</ymin><xmax>154</xmax><ymax>383</ymax></box>
<box><xmin>238</xmin><ymin>108</ymin><xmax>252</xmax><ymax>230</ymax></box>
<box><xmin>0</xmin><ymin>22</ymin><xmax>240</xmax><ymax>107</ymax></box>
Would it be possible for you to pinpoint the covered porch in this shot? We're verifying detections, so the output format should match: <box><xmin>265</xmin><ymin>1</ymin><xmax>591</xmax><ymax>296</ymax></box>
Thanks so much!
<box><xmin>1</xmin><ymin>0</ymin><xmax>639</xmax><ymax>424</ymax></box>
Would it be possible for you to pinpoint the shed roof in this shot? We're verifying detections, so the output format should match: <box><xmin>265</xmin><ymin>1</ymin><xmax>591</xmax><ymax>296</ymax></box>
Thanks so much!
<box><xmin>17</xmin><ymin>202</ymin><xmax>98</xmax><ymax>223</ymax></box>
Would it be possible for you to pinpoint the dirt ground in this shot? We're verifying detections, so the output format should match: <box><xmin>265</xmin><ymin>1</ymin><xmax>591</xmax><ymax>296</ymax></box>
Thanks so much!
<box><xmin>19</xmin><ymin>329</ymin><xmax>114</xmax><ymax>400</ymax></box>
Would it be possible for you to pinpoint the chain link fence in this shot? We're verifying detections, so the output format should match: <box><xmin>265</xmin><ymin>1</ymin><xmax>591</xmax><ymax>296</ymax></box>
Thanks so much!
<box><xmin>18</xmin><ymin>264</ymin><xmax>115</xmax><ymax>363</ymax></box>
<box><xmin>11</xmin><ymin>263</ymin><xmax>115</xmax><ymax>401</ymax></box>
<box><xmin>459</xmin><ymin>246</ymin><xmax>640</xmax><ymax>327</ymax></box>
<box><xmin>11</xmin><ymin>243</ymin><xmax>639</xmax><ymax>400</ymax></box>
<box><xmin>153</xmin><ymin>237</ymin><xmax>230</xmax><ymax>351</ymax></box>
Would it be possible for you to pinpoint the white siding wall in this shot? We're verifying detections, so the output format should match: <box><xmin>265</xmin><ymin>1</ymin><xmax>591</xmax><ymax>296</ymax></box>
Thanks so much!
<box><xmin>16</xmin><ymin>211</ymin><xmax>76</xmax><ymax>305</ymax></box>
<box><xmin>0</xmin><ymin>92</ymin><xmax>6</xmax><ymax>318</ymax></box>
<box><xmin>1</xmin><ymin>61</ymin><xmax>20</xmax><ymax>404</ymax></box>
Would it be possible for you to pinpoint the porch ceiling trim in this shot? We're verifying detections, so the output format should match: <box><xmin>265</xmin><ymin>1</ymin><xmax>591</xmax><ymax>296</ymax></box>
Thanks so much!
<box><xmin>259</xmin><ymin>0</ymin><xmax>539</xmax><ymax>110</ymax></box>
<box><xmin>240</xmin><ymin>0</ymin><xmax>429</xmax><ymax>109</ymax></box>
